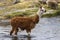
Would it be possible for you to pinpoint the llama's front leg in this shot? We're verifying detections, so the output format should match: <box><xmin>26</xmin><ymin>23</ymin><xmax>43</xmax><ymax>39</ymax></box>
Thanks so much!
<box><xmin>26</xmin><ymin>29</ymin><xmax>31</xmax><ymax>36</ymax></box>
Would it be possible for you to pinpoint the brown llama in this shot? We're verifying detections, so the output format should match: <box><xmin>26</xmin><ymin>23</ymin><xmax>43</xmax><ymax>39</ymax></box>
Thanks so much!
<box><xmin>10</xmin><ymin>14</ymin><xmax>39</xmax><ymax>36</ymax></box>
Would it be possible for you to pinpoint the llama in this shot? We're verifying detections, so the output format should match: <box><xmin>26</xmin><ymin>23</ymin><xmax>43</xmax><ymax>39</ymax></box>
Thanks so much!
<box><xmin>10</xmin><ymin>5</ymin><xmax>46</xmax><ymax>36</ymax></box>
<box><xmin>10</xmin><ymin>14</ymin><xmax>39</xmax><ymax>36</ymax></box>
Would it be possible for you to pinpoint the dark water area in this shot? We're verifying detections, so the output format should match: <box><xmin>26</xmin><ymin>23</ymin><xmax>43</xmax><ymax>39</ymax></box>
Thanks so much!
<box><xmin>0</xmin><ymin>16</ymin><xmax>60</xmax><ymax>40</ymax></box>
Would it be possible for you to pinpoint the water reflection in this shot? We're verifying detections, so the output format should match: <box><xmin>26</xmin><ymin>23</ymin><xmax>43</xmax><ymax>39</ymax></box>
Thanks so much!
<box><xmin>12</xmin><ymin>35</ymin><xmax>32</xmax><ymax>40</ymax></box>
<box><xmin>12</xmin><ymin>36</ymin><xmax>18</xmax><ymax>40</ymax></box>
<box><xmin>27</xmin><ymin>36</ymin><xmax>31</xmax><ymax>40</ymax></box>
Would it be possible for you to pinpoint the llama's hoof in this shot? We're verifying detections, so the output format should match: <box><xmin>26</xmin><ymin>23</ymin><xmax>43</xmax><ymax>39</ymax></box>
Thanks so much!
<box><xmin>13</xmin><ymin>35</ymin><xmax>17</xmax><ymax>37</ymax></box>
<box><xmin>10</xmin><ymin>34</ymin><xmax>12</xmax><ymax>36</ymax></box>
<box><xmin>10</xmin><ymin>34</ymin><xmax>17</xmax><ymax>37</ymax></box>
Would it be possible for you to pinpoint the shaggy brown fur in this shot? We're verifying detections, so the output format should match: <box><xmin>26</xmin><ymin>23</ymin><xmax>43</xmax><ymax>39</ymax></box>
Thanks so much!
<box><xmin>10</xmin><ymin>14</ymin><xmax>39</xmax><ymax>35</ymax></box>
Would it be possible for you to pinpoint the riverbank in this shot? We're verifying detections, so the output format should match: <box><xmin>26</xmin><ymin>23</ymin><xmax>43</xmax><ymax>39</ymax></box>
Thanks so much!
<box><xmin>0</xmin><ymin>2</ymin><xmax>60</xmax><ymax>19</ymax></box>
<box><xmin>42</xmin><ymin>10</ymin><xmax>60</xmax><ymax>18</ymax></box>
<box><xmin>3</xmin><ymin>9</ymin><xmax>60</xmax><ymax>19</ymax></box>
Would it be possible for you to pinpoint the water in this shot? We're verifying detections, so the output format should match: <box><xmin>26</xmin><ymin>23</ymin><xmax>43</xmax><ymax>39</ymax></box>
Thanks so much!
<box><xmin>0</xmin><ymin>16</ymin><xmax>60</xmax><ymax>40</ymax></box>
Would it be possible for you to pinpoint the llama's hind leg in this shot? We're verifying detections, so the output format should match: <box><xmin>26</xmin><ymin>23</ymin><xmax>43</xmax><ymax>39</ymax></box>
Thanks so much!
<box><xmin>14</xmin><ymin>28</ymin><xmax>19</xmax><ymax>35</ymax></box>
<box><xmin>10</xmin><ymin>27</ymin><xmax>15</xmax><ymax>35</ymax></box>
<box><xmin>26</xmin><ymin>29</ymin><xmax>31</xmax><ymax>36</ymax></box>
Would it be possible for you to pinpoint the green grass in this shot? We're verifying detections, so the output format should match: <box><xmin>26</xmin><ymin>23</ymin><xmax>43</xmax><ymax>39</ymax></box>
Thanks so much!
<box><xmin>0</xmin><ymin>3</ymin><xmax>5</xmax><ymax>7</ymax></box>
<box><xmin>3</xmin><ymin>5</ymin><xmax>60</xmax><ymax>19</ymax></box>
<box><xmin>4</xmin><ymin>8</ymin><xmax>38</xmax><ymax>19</ymax></box>
<box><xmin>42</xmin><ymin>10</ymin><xmax>60</xmax><ymax>18</ymax></box>
<box><xmin>0</xmin><ymin>1</ymin><xmax>60</xmax><ymax>19</ymax></box>
<box><xmin>0</xmin><ymin>1</ymin><xmax>35</xmax><ymax>14</ymax></box>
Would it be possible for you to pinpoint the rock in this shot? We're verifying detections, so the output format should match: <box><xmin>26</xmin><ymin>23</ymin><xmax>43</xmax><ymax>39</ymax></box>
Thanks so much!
<box><xmin>46</xmin><ymin>0</ymin><xmax>58</xmax><ymax>9</ymax></box>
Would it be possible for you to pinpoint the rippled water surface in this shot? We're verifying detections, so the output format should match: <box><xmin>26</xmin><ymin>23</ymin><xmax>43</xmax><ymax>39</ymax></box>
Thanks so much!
<box><xmin>0</xmin><ymin>16</ymin><xmax>60</xmax><ymax>40</ymax></box>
